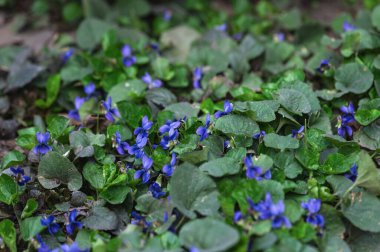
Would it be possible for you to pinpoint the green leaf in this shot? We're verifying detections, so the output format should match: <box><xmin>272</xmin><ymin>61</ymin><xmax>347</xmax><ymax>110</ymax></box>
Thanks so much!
<box><xmin>76</xmin><ymin>18</ymin><xmax>113</xmax><ymax>50</ymax></box>
<box><xmin>1</xmin><ymin>150</ymin><xmax>25</xmax><ymax>169</ymax></box>
<box><xmin>21</xmin><ymin>199</ymin><xmax>38</xmax><ymax>219</ymax></box>
<box><xmin>277</xmin><ymin>9</ymin><xmax>302</xmax><ymax>30</ymax></box>
<box><xmin>69</xmin><ymin>130</ymin><xmax>105</xmax><ymax>157</ymax></box>
<box><xmin>38</xmin><ymin>152</ymin><xmax>83</xmax><ymax>191</ymax></box>
<box><xmin>250</xmin><ymin>220</ymin><xmax>272</xmax><ymax>235</ymax></box>
<box><xmin>160</xmin><ymin>25</ymin><xmax>201</xmax><ymax>62</ymax></box>
<box><xmin>82</xmin><ymin>206</ymin><xmax>118</xmax><ymax>230</ymax></box>
<box><xmin>83</xmin><ymin>162</ymin><xmax>105</xmax><ymax>189</ymax></box>
<box><xmin>179</xmin><ymin>218</ymin><xmax>239</xmax><ymax>252</ymax></box>
<box><xmin>20</xmin><ymin>217</ymin><xmax>44</xmax><ymax>241</ymax></box>
<box><xmin>61</xmin><ymin>65</ymin><xmax>93</xmax><ymax>83</ymax></box>
<box><xmin>371</xmin><ymin>5</ymin><xmax>380</xmax><ymax>31</ymax></box>
<box><xmin>342</xmin><ymin>191</ymin><xmax>380</xmax><ymax>232</ymax></box>
<box><xmin>334</xmin><ymin>63</ymin><xmax>374</xmax><ymax>94</ymax></box>
<box><xmin>0</xmin><ymin>174</ymin><xmax>17</xmax><ymax>205</ymax></box>
<box><xmin>35</xmin><ymin>74</ymin><xmax>61</xmax><ymax>108</ymax></box>
<box><xmin>355</xmin><ymin>98</ymin><xmax>380</xmax><ymax>126</ymax></box>
<box><xmin>0</xmin><ymin>219</ymin><xmax>16</xmax><ymax>252</ymax></box>
<box><xmin>100</xmin><ymin>185</ymin><xmax>130</xmax><ymax>204</ymax></box>
<box><xmin>264</xmin><ymin>133</ymin><xmax>299</xmax><ymax>150</ymax></box>
<box><xmin>165</xmin><ymin>102</ymin><xmax>199</xmax><ymax>119</ymax></box>
<box><xmin>199</xmin><ymin>157</ymin><xmax>241</xmax><ymax>177</ymax></box>
<box><xmin>277</xmin><ymin>88</ymin><xmax>311</xmax><ymax>115</ymax></box>
<box><xmin>146</xmin><ymin>88</ymin><xmax>177</xmax><ymax>107</ymax></box>
<box><xmin>353</xmin><ymin>151</ymin><xmax>380</xmax><ymax>195</ymax></box>
<box><xmin>47</xmin><ymin>115</ymin><xmax>70</xmax><ymax>139</ymax></box>
<box><xmin>152</xmin><ymin>57</ymin><xmax>174</xmax><ymax>81</ymax></box>
<box><xmin>235</xmin><ymin>100</ymin><xmax>279</xmax><ymax>122</ymax></box>
<box><xmin>215</xmin><ymin>114</ymin><xmax>260</xmax><ymax>137</ymax></box>
<box><xmin>320</xmin><ymin>153</ymin><xmax>355</xmax><ymax>174</ymax></box>
<box><xmin>170</xmin><ymin>163</ymin><xmax>219</xmax><ymax>219</ymax></box>
<box><xmin>108</xmin><ymin>80</ymin><xmax>146</xmax><ymax>103</ymax></box>
<box><xmin>118</xmin><ymin>101</ymin><xmax>152</xmax><ymax>128</ymax></box>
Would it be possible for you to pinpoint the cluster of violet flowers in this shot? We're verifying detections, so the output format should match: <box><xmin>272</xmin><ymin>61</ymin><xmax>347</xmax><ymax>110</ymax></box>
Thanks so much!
<box><xmin>37</xmin><ymin>209</ymin><xmax>85</xmax><ymax>251</ymax></box>
<box><xmin>242</xmin><ymin>193</ymin><xmax>292</xmax><ymax>229</ymax></box>
<box><xmin>301</xmin><ymin>198</ymin><xmax>325</xmax><ymax>231</ymax></box>
<box><xmin>336</xmin><ymin>102</ymin><xmax>355</xmax><ymax>139</ymax></box>
<box><xmin>122</xmin><ymin>44</ymin><xmax>136</xmax><ymax>67</ymax></box>
<box><xmin>10</xmin><ymin>166</ymin><xmax>30</xmax><ymax>186</ymax></box>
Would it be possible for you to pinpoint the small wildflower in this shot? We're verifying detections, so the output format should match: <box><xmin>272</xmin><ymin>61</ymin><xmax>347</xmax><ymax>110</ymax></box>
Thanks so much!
<box><xmin>101</xmin><ymin>97</ymin><xmax>120</xmax><ymax>122</ymax></box>
<box><xmin>232</xmin><ymin>32</ymin><xmax>243</xmax><ymax>41</ymax></box>
<box><xmin>301</xmin><ymin>198</ymin><xmax>324</xmax><ymax>229</ymax></box>
<box><xmin>316</xmin><ymin>59</ymin><xmax>330</xmax><ymax>73</ymax></box>
<box><xmin>248</xmin><ymin>193</ymin><xmax>291</xmax><ymax>229</ymax></box>
<box><xmin>292</xmin><ymin>125</ymin><xmax>305</xmax><ymax>139</ymax></box>
<box><xmin>159</xmin><ymin>119</ymin><xmax>181</xmax><ymax>149</ymax></box>
<box><xmin>214</xmin><ymin>23</ymin><xmax>227</xmax><ymax>32</ymax></box>
<box><xmin>61</xmin><ymin>48</ymin><xmax>74</xmax><ymax>64</ymax></box>
<box><xmin>33</xmin><ymin>132</ymin><xmax>52</xmax><ymax>155</ymax></box>
<box><xmin>121</xmin><ymin>44</ymin><xmax>136</xmax><ymax>67</ymax></box>
<box><xmin>343</xmin><ymin>21</ymin><xmax>356</xmax><ymax>32</ymax></box>
<box><xmin>142</xmin><ymin>72</ymin><xmax>162</xmax><ymax>88</ymax></box>
<box><xmin>193</xmin><ymin>67</ymin><xmax>203</xmax><ymax>89</ymax></box>
<box><xmin>10</xmin><ymin>166</ymin><xmax>31</xmax><ymax>186</ymax></box>
<box><xmin>244</xmin><ymin>155</ymin><xmax>271</xmax><ymax>181</ymax></box>
<box><xmin>114</xmin><ymin>132</ymin><xmax>130</xmax><ymax>155</ymax></box>
<box><xmin>253</xmin><ymin>131</ymin><xmax>266</xmax><ymax>140</ymax></box>
<box><xmin>40</xmin><ymin>215</ymin><xmax>60</xmax><ymax>235</ymax></box>
<box><xmin>84</xmin><ymin>82</ymin><xmax>96</xmax><ymax>98</ymax></box>
<box><xmin>224</xmin><ymin>140</ymin><xmax>230</xmax><ymax>149</ymax></box>
<box><xmin>65</xmin><ymin>209</ymin><xmax>83</xmax><ymax>235</ymax></box>
<box><xmin>149</xmin><ymin>182</ymin><xmax>166</xmax><ymax>199</ymax></box>
<box><xmin>196</xmin><ymin>114</ymin><xmax>211</xmax><ymax>141</ymax></box>
<box><xmin>68</xmin><ymin>97</ymin><xmax>85</xmax><ymax>121</ymax></box>
<box><xmin>131</xmin><ymin>211</ymin><xmax>152</xmax><ymax>230</ymax></box>
<box><xmin>134</xmin><ymin>155</ymin><xmax>153</xmax><ymax>183</ymax></box>
<box><xmin>36</xmin><ymin>234</ymin><xmax>59</xmax><ymax>252</ymax></box>
<box><xmin>340</xmin><ymin>102</ymin><xmax>355</xmax><ymax>124</ymax></box>
<box><xmin>163</xmin><ymin>9</ymin><xmax>172</xmax><ymax>21</ymax></box>
<box><xmin>274</xmin><ymin>32</ymin><xmax>285</xmax><ymax>42</ymax></box>
<box><xmin>214</xmin><ymin>100</ymin><xmax>233</xmax><ymax>119</ymax></box>
<box><xmin>61</xmin><ymin>242</ymin><xmax>89</xmax><ymax>252</ymax></box>
<box><xmin>344</xmin><ymin>163</ymin><xmax>358</xmax><ymax>182</ymax></box>
<box><xmin>234</xmin><ymin>211</ymin><xmax>243</xmax><ymax>222</ymax></box>
<box><xmin>162</xmin><ymin>153</ymin><xmax>177</xmax><ymax>176</ymax></box>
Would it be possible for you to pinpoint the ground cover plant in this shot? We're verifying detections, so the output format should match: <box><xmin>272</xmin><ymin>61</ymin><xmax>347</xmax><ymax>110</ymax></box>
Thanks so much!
<box><xmin>1</xmin><ymin>0</ymin><xmax>380</xmax><ymax>251</ymax></box>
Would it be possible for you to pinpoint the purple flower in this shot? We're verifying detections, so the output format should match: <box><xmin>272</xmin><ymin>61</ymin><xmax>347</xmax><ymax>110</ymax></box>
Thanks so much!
<box><xmin>134</xmin><ymin>116</ymin><xmax>153</xmax><ymax>136</ymax></box>
<box><xmin>10</xmin><ymin>166</ymin><xmax>31</xmax><ymax>186</ymax></box>
<box><xmin>33</xmin><ymin>132</ymin><xmax>52</xmax><ymax>155</ymax></box>
<box><xmin>149</xmin><ymin>182</ymin><xmax>166</xmax><ymax>199</ymax></box>
<box><xmin>61</xmin><ymin>242</ymin><xmax>89</xmax><ymax>252</ymax></box>
<box><xmin>244</xmin><ymin>155</ymin><xmax>271</xmax><ymax>181</ymax></box>
<box><xmin>134</xmin><ymin>155</ymin><xmax>153</xmax><ymax>183</ymax></box>
<box><xmin>234</xmin><ymin>211</ymin><xmax>243</xmax><ymax>222</ymax></box>
<box><xmin>114</xmin><ymin>132</ymin><xmax>130</xmax><ymax>155</ymax></box>
<box><xmin>214</xmin><ymin>100</ymin><xmax>233</xmax><ymax>118</ymax></box>
<box><xmin>131</xmin><ymin>211</ymin><xmax>151</xmax><ymax>229</ymax></box>
<box><xmin>159</xmin><ymin>119</ymin><xmax>181</xmax><ymax>149</ymax></box>
<box><xmin>340</xmin><ymin>102</ymin><xmax>355</xmax><ymax>124</ymax></box>
<box><xmin>142</xmin><ymin>72</ymin><xmax>162</xmax><ymax>88</ymax></box>
<box><xmin>162</xmin><ymin>153</ymin><xmax>176</xmax><ymax>176</ymax></box>
<box><xmin>344</xmin><ymin>163</ymin><xmax>358</xmax><ymax>182</ymax></box>
<box><xmin>292</xmin><ymin>125</ymin><xmax>304</xmax><ymax>139</ymax></box>
<box><xmin>224</xmin><ymin>140</ymin><xmax>230</xmax><ymax>149</ymax></box>
<box><xmin>253</xmin><ymin>131</ymin><xmax>266</xmax><ymax>140</ymax></box>
<box><xmin>316</xmin><ymin>59</ymin><xmax>330</xmax><ymax>73</ymax></box>
<box><xmin>121</xmin><ymin>44</ymin><xmax>136</xmax><ymax>67</ymax></box>
<box><xmin>102</xmin><ymin>97</ymin><xmax>120</xmax><ymax>122</ymax></box>
<box><xmin>214</xmin><ymin>23</ymin><xmax>227</xmax><ymax>32</ymax></box>
<box><xmin>301</xmin><ymin>198</ymin><xmax>324</xmax><ymax>228</ymax></box>
<box><xmin>232</xmin><ymin>32</ymin><xmax>243</xmax><ymax>41</ymax></box>
<box><xmin>275</xmin><ymin>32</ymin><xmax>285</xmax><ymax>42</ymax></box>
<box><xmin>189</xmin><ymin>247</ymin><xmax>200</xmax><ymax>252</ymax></box>
<box><xmin>40</xmin><ymin>215</ymin><xmax>60</xmax><ymax>235</ymax></box>
<box><xmin>127</xmin><ymin>143</ymin><xmax>145</xmax><ymax>159</ymax></box>
<box><xmin>343</xmin><ymin>21</ymin><xmax>356</xmax><ymax>32</ymax></box>
<box><xmin>193</xmin><ymin>67</ymin><xmax>203</xmax><ymax>89</ymax></box>
<box><xmin>84</xmin><ymin>82</ymin><xmax>96</xmax><ymax>97</ymax></box>
<box><xmin>163</xmin><ymin>9</ymin><xmax>172</xmax><ymax>21</ymax></box>
<box><xmin>36</xmin><ymin>234</ymin><xmax>59</xmax><ymax>252</ymax></box>
<box><xmin>196</xmin><ymin>114</ymin><xmax>211</xmax><ymax>142</ymax></box>
<box><xmin>61</xmin><ymin>48</ymin><xmax>74</xmax><ymax>64</ymax></box>
<box><xmin>65</xmin><ymin>209</ymin><xmax>83</xmax><ymax>235</ymax></box>
<box><xmin>337</xmin><ymin>122</ymin><xmax>353</xmax><ymax>138</ymax></box>
<box><xmin>159</xmin><ymin>119</ymin><xmax>181</xmax><ymax>137</ymax></box>
<box><xmin>68</xmin><ymin>97</ymin><xmax>86</xmax><ymax>121</ymax></box>
<box><xmin>248</xmin><ymin>193</ymin><xmax>291</xmax><ymax>229</ymax></box>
